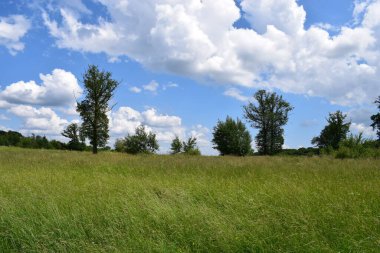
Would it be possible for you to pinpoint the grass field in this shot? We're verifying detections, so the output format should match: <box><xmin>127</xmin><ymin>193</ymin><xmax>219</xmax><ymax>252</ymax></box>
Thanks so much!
<box><xmin>0</xmin><ymin>147</ymin><xmax>379</xmax><ymax>252</ymax></box>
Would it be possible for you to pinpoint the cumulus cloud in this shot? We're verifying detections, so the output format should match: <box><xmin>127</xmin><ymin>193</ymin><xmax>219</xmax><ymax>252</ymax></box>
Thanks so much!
<box><xmin>0</xmin><ymin>15</ymin><xmax>30</xmax><ymax>54</ymax></box>
<box><xmin>0</xmin><ymin>69</ymin><xmax>82</xmax><ymax>107</ymax></box>
<box><xmin>41</xmin><ymin>0</ymin><xmax>380</xmax><ymax>106</ymax></box>
<box><xmin>8</xmin><ymin>105</ymin><xmax>69</xmax><ymax>135</ymax></box>
<box><xmin>110</xmin><ymin>107</ymin><xmax>183</xmax><ymax>141</ymax></box>
<box><xmin>109</xmin><ymin>106</ymin><xmax>213</xmax><ymax>153</ymax></box>
<box><xmin>347</xmin><ymin>107</ymin><xmax>377</xmax><ymax>138</ymax></box>
<box><xmin>241</xmin><ymin>0</ymin><xmax>306</xmax><ymax>35</ymax></box>
<box><xmin>348</xmin><ymin>107</ymin><xmax>376</xmax><ymax>126</ymax></box>
<box><xmin>350</xmin><ymin>122</ymin><xmax>376</xmax><ymax>138</ymax></box>
<box><xmin>0</xmin><ymin>100</ymin><xmax>11</xmax><ymax>109</ymax></box>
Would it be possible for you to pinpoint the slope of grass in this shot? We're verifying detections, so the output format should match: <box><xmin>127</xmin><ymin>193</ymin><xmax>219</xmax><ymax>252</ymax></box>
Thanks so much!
<box><xmin>0</xmin><ymin>147</ymin><xmax>379</xmax><ymax>252</ymax></box>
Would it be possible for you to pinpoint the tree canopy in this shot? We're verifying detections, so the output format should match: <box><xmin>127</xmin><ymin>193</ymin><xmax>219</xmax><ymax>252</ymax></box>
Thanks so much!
<box><xmin>244</xmin><ymin>90</ymin><xmax>293</xmax><ymax>155</ymax></box>
<box><xmin>212</xmin><ymin>116</ymin><xmax>252</xmax><ymax>156</ymax></box>
<box><xmin>77</xmin><ymin>65</ymin><xmax>119</xmax><ymax>154</ymax></box>
<box><xmin>312</xmin><ymin>111</ymin><xmax>351</xmax><ymax>149</ymax></box>
<box><xmin>170</xmin><ymin>136</ymin><xmax>182</xmax><ymax>154</ymax></box>
<box><xmin>117</xmin><ymin>126</ymin><xmax>159</xmax><ymax>154</ymax></box>
<box><xmin>61</xmin><ymin>123</ymin><xmax>85</xmax><ymax>151</ymax></box>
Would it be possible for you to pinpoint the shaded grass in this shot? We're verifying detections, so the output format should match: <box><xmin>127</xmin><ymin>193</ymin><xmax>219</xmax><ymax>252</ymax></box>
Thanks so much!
<box><xmin>0</xmin><ymin>147</ymin><xmax>379</xmax><ymax>252</ymax></box>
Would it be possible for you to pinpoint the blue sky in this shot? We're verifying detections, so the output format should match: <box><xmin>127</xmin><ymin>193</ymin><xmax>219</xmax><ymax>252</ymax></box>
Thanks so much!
<box><xmin>0</xmin><ymin>0</ymin><xmax>379</xmax><ymax>154</ymax></box>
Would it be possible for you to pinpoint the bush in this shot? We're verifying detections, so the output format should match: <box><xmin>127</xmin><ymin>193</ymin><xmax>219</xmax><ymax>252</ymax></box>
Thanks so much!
<box><xmin>118</xmin><ymin>126</ymin><xmax>159</xmax><ymax>154</ymax></box>
<box><xmin>335</xmin><ymin>133</ymin><xmax>380</xmax><ymax>159</ymax></box>
<box><xmin>212</xmin><ymin>116</ymin><xmax>252</xmax><ymax>156</ymax></box>
<box><xmin>170</xmin><ymin>136</ymin><xmax>182</xmax><ymax>154</ymax></box>
<box><xmin>114</xmin><ymin>139</ymin><xmax>125</xmax><ymax>152</ymax></box>
<box><xmin>169</xmin><ymin>136</ymin><xmax>201</xmax><ymax>155</ymax></box>
<box><xmin>184</xmin><ymin>148</ymin><xmax>201</xmax><ymax>156</ymax></box>
<box><xmin>278</xmin><ymin>147</ymin><xmax>320</xmax><ymax>157</ymax></box>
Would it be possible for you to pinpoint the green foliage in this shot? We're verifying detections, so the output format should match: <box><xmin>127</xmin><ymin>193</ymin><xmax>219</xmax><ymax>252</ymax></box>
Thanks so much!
<box><xmin>244</xmin><ymin>90</ymin><xmax>293</xmax><ymax>155</ymax></box>
<box><xmin>61</xmin><ymin>123</ymin><xmax>86</xmax><ymax>151</ymax></box>
<box><xmin>182</xmin><ymin>137</ymin><xmax>201</xmax><ymax>155</ymax></box>
<box><xmin>119</xmin><ymin>126</ymin><xmax>159</xmax><ymax>154</ymax></box>
<box><xmin>77</xmin><ymin>65</ymin><xmax>119</xmax><ymax>154</ymax></box>
<box><xmin>169</xmin><ymin>136</ymin><xmax>201</xmax><ymax>155</ymax></box>
<box><xmin>0</xmin><ymin>131</ymin><xmax>68</xmax><ymax>150</ymax></box>
<box><xmin>334</xmin><ymin>133</ymin><xmax>380</xmax><ymax>159</ymax></box>
<box><xmin>278</xmin><ymin>147</ymin><xmax>320</xmax><ymax>157</ymax></box>
<box><xmin>370</xmin><ymin>96</ymin><xmax>380</xmax><ymax>141</ymax></box>
<box><xmin>170</xmin><ymin>135</ymin><xmax>182</xmax><ymax>154</ymax></box>
<box><xmin>0</xmin><ymin>147</ymin><xmax>380</xmax><ymax>252</ymax></box>
<box><xmin>0</xmin><ymin>130</ymin><xmax>23</xmax><ymax>146</ymax></box>
<box><xmin>114</xmin><ymin>138</ymin><xmax>125</xmax><ymax>152</ymax></box>
<box><xmin>212</xmin><ymin>116</ymin><xmax>252</xmax><ymax>156</ymax></box>
<box><xmin>312</xmin><ymin>111</ymin><xmax>351</xmax><ymax>150</ymax></box>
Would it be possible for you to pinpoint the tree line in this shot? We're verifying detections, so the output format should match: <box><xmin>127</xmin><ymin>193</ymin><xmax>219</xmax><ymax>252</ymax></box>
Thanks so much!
<box><xmin>1</xmin><ymin>65</ymin><xmax>379</xmax><ymax>158</ymax></box>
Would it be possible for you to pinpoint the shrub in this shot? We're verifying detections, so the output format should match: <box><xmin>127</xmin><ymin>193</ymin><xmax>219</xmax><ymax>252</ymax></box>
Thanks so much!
<box><xmin>169</xmin><ymin>136</ymin><xmax>201</xmax><ymax>155</ymax></box>
<box><xmin>335</xmin><ymin>133</ymin><xmax>380</xmax><ymax>159</ymax></box>
<box><xmin>212</xmin><ymin>116</ymin><xmax>252</xmax><ymax>156</ymax></box>
<box><xmin>119</xmin><ymin>126</ymin><xmax>159</xmax><ymax>154</ymax></box>
<box><xmin>170</xmin><ymin>136</ymin><xmax>182</xmax><ymax>154</ymax></box>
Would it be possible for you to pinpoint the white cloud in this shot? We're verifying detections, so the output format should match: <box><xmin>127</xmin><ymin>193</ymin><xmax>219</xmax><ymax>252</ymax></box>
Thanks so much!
<box><xmin>224</xmin><ymin>88</ymin><xmax>249</xmax><ymax>102</ymax></box>
<box><xmin>189</xmin><ymin>124</ymin><xmax>211</xmax><ymax>147</ymax></box>
<box><xmin>348</xmin><ymin>107</ymin><xmax>376</xmax><ymax>126</ymax></box>
<box><xmin>142</xmin><ymin>108</ymin><xmax>181</xmax><ymax>127</ymax></box>
<box><xmin>350</xmin><ymin>122</ymin><xmax>376</xmax><ymax>138</ymax></box>
<box><xmin>42</xmin><ymin>0</ymin><xmax>380</xmax><ymax>106</ymax></box>
<box><xmin>129</xmin><ymin>86</ymin><xmax>142</xmax><ymax>93</ymax></box>
<box><xmin>347</xmin><ymin>107</ymin><xmax>377</xmax><ymax>138</ymax></box>
<box><xmin>143</xmin><ymin>80</ymin><xmax>159</xmax><ymax>92</ymax></box>
<box><xmin>110</xmin><ymin>106</ymin><xmax>183</xmax><ymax>141</ymax></box>
<box><xmin>8</xmin><ymin>105</ymin><xmax>69</xmax><ymax>135</ymax></box>
<box><xmin>0</xmin><ymin>69</ymin><xmax>82</xmax><ymax>107</ymax></box>
<box><xmin>353</xmin><ymin>0</ymin><xmax>372</xmax><ymax>24</ymax></box>
<box><xmin>0</xmin><ymin>100</ymin><xmax>11</xmax><ymax>109</ymax></box>
<box><xmin>241</xmin><ymin>0</ymin><xmax>306</xmax><ymax>35</ymax></box>
<box><xmin>59</xmin><ymin>103</ymin><xmax>79</xmax><ymax>116</ymax></box>
<box><xmin>0</xmin><ymin>15</ymin><xmax>30</xmax><ymax>55</ymax></box>
<box><xmin>109</xmin><ymin>106</ymin><xmax>215</xmax><ymax>154</ymax></box>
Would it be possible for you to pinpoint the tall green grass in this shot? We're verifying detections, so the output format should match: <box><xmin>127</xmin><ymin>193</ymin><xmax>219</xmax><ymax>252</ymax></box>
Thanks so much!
<box><xmin>0</xmin><ymin>147</ymin><xmax>379</xmax><ymax>252</ymax></box>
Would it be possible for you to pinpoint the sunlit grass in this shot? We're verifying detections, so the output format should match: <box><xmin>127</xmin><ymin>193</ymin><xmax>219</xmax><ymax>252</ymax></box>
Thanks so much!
<box><xmin>0</xmin><ymin>147</ymin><xmax>379</xmax><ymax>252</ymax></box>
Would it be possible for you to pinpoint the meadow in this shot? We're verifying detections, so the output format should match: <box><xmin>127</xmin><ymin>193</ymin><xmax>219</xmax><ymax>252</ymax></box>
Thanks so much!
<box><xmin>0</xmin><ymin>147</ymin><xmax>379</xmax><ymax>252</ymax></box>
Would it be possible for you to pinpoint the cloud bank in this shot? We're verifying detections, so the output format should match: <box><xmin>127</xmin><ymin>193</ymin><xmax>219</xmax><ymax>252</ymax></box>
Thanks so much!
<box><xmin>42</xmin><ymin>0</ymin><xmax>380</xmax><ymax>106</ymax></box>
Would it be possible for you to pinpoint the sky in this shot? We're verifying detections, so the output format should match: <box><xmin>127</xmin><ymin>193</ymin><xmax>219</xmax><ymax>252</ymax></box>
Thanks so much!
<box><xmin>0</xmin><ymin>0</ymin><xmax>379</xmax><ymax>155</ymax></box>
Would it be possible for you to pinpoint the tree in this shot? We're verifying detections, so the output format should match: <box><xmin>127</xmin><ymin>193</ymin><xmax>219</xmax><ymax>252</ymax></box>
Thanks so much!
<box><xmin>182</xmin><ymin>137</ymin><xmax>201</xmax><ymax>155</ymax></box>
<box><xmin>244</xmin><ymin>90</ymin><xmax>293</xmax><ymax>155</ymax></box>
<box><xmin>122</xmin><ymin>126</ymin><xmax>159</xmax><ymax>154</ymax></box>
<box><xmin>370</xmin><ymin>96</ymin><xmax>380</xmax><ymax>141</ymax></box>
<box><xmin>212</xmin><ymin>116</ymin><xmax>252</xmax><ymax>156</ymax></box>
<box><xmin>312</xmin><ymin>111</ymin><xmax>351</xmax><ymax>149</ymax></box>
<box><xmin>61</xmin><ymin>123</ymin><xmax>85</xmax><ymax>151</ymax></box>
<box><xmin>170</xmin><ymin>136</ymin><xmax>182</xmax><ymax>154</ymax></box>
<box><xmin>169</xmin><ymin>136</ymin><xmax>201</xmax><ymax>155</ymax></box>
<box><xmin>114</xmin><ymin>139</ymin><xmax>125</xmax><ymax>152</ymax></box>
<box><xmin>77</xmin><ymin>65</ymin><xmax>119</xmax><ymax>154</ymax></box>
<box><xmin>0</xmin><ymin>130</ymin><xmax>23</xmax><ymax>146</ymax></box>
